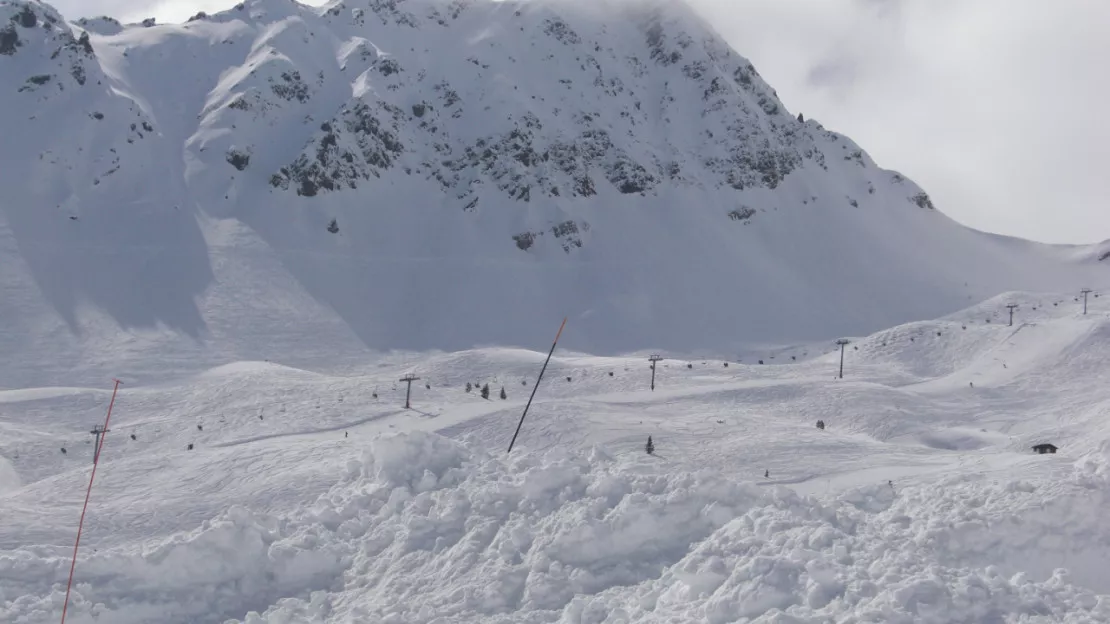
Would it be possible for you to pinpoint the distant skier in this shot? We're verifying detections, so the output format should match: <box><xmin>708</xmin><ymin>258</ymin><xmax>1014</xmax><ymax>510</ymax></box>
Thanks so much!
<box><xmin>764</xmin><ymin>469</ymin><xmax>769</xmax><ymax>478</ymax></box>
<box><xmin>344</xmin><ymin>431</ymin><xmax>348</xmax><ymax>438</ymax></box>
<box><xmin>645</xmin><ymin>436</ymin><xmax>654</xmax><ymax>455</ymax></box>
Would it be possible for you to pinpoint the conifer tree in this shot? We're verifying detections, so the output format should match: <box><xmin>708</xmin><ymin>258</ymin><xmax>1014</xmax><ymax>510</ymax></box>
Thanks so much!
<box><xmin>645</xmin><ymin>436</ymin><xmax>654</xmax><ymax>455</ymax></box>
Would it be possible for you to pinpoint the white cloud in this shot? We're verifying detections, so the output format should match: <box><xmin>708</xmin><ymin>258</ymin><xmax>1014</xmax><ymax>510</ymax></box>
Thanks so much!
<box><xmin>687</xmin><ymin>0</ymin><xmax>1110</xmax><ymax>244</ymax></box>
<box><xmin>49</xmin><ymin>0</ymin><xmax>279</xmax><ymax>24</ymax></box>
<box><xmin>44</xmin><ymin>0</ymin><xmax>1110</xmax><ymax>243</ymax></box>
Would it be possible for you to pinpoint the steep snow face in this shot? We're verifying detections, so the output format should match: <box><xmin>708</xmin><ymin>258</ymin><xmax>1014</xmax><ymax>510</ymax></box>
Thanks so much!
<box><xmin>0</xmin><ymin>0</ymin><xmax>1105</xmax><ymax>385</ymax></box>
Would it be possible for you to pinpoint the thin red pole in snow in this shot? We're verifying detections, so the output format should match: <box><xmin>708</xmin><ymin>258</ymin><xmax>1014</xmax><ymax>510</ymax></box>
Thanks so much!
<box><xmin>60</xmin><ymin>379</ymin><xmax>122</xmax><ymax>624</ymax></box>
<box><xmin>507</xmin><ymin>318</ymin><xmax>566</xmax><ymax>454</ymax></box>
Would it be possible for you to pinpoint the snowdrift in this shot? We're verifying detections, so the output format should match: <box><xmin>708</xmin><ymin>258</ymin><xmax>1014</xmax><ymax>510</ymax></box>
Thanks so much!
<box><xmin>5</xmin><ymin>431</ymin><xmax>1108</xmax><ymax>624</ymax></box>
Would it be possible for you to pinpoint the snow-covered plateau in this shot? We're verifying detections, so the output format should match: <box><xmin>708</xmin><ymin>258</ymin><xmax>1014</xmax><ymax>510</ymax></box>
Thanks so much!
<box><xmin>4</xmin><ymin>292</ymin><xmax>1110</xmax><ymax>623</ymax></box>
<box><xmin>2</xmin><ymin>0</ymin><xmax>1110</xmax><ymax>622</ymax></box>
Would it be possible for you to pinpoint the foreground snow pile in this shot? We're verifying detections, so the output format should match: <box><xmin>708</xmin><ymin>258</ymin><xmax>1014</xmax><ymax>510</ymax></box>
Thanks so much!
<box><xmin>5</xmin><ymin>432</ymin><xmax>1108</xmax><ymax>624</ymax></box>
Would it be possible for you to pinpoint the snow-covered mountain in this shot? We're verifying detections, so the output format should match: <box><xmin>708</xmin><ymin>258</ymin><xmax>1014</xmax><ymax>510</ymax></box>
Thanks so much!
<box><xmin>0</xmin><ymin>0</ymin><xmax>1105</xmax><ymax>386</ymax></box>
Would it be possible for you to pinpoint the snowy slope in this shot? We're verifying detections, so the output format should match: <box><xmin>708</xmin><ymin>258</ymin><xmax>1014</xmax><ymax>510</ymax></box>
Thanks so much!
<box><xmin>2</xmin><ymin>291</ymin><xmax>1110</xmax><ymax>623</ymax></box>
<box><xmin>0</xmin><ymin>0</ymin><xmax>1105</xmax><ymax>387</ymax></box>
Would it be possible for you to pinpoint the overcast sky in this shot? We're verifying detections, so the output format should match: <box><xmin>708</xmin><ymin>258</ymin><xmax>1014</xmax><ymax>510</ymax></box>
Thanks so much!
<box><xmin>49</xmin><ymin>0</ymin><xmax>1110</xmax><ymax>244</ymax></box>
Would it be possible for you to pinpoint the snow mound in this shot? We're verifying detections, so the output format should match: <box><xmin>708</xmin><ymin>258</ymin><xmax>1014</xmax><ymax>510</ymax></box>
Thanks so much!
<box><xmin>1074</xmin><ymin>441</ymin><xmax>1110</xmax><ymax>488</ymax></box>
<box><xmin>0</xmin><ymin>504</ymin><xmax>347</xmax><ymax>624</ymax></box>
<box><xmin>839</xmin><ymin>481</ymin><xmax>896</xmax><ymax>512</ymax></box>
<box><xmin>8</xmin><ymin>432</ymin><xmax>1109</xmax><ymax>623</ymax></box>
<box><xmin>0</xmin><ymin>454</ymin><xmax>19</xmax><ymax>494</ymax></box>
<box><xmin>916</xmin><ymin>427</ymin><xmax>993</xmax><ymax>451</ymax></box>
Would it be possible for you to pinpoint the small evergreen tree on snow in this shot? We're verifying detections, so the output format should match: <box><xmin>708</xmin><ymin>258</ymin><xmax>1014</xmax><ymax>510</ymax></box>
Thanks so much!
<box><xmin>465</xmin><ymin>382</ymin><xmax>472</xmax><ymax>393</ymax></box>
<box><xmin>499</xmin><ymin>386</ymin><xmax>507</xmax><ymax>400</ymax></box>
<box><xmin>797</xmin><ymin>112</ymin><xmax>804</xmax><ymax>123</ymax></box>
<box><xmin>645</xmin><ymin>436</ymin><xmax>654</xmax><ymax>455</ymax></box>
<box><xmin>481</xmin><ymin>383</ymin><xmax>490</xmax><ymax>400</ymax></box>
<box><xmin>327</xmin><ymin>218</ymin><xmax>339</xmax><ymax>234</ymax></box>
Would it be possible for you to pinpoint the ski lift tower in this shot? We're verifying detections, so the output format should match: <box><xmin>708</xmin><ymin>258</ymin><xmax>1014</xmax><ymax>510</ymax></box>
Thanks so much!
<box><xmin>89</xmin><ymin>424</ymin><xmax>110</xmax><ymax>464</ymax></box>
<box><xmin>1007</xmin><ymin>303</ymin><xmax>1019</xmax><ymax>327</ymax></box>
<box><xmin>1081</xmin><ymin>289</ymin><xmax>1093</xmax><ymax>315</ymax></box>
<box><xmin>836</xmin><ymin>339</ymin><xmax>851</xmax><ymax>379</ymax></box>
<box><xmin>399</xmin><ymin>373</ymin><xmax>420</xmax><ymax>409</ymax></box>
<box><xmin>648</xmin><ymin>354</ymin><xmax>664</xmax><ymax>391</ymax></box>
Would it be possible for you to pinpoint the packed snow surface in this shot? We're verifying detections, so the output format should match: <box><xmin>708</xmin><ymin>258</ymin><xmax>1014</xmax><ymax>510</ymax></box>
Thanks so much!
<box><xmin>3</xmin><ymin>291</ymin><xmax>1110</xmax><ymax>623</ymax></box>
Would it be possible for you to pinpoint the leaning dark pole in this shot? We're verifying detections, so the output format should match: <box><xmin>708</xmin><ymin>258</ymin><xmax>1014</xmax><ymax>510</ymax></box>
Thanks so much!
<box><xmin>507</xmin><ymin>317</ymin><xmax>567</xmax><ymax>454</ymax></box>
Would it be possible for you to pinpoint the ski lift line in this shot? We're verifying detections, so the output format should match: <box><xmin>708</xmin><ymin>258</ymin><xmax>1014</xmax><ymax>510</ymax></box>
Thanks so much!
<box><xmin>61</xmin><ymin>378</ymin><xmax>122</xmax><ymax>624</ymax></box>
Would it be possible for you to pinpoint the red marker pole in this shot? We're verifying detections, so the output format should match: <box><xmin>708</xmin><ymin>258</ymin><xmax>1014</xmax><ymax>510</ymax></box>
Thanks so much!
<box><xmin>507</xmin><ymin>318</ymin><xmax>566</xmax><ymax>454</ymax></box>
<box><xmin>61</xmin><ymin>379</ymin><xmax>122</xmax><ymax>624</ymax></box>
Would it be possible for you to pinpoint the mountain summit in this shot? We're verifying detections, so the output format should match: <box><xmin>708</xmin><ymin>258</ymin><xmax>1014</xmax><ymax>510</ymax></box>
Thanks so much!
<box><xmin>0</xmin><ymin>0</ymin><xmax>1102</xmax><ymax>384</ymax></box>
